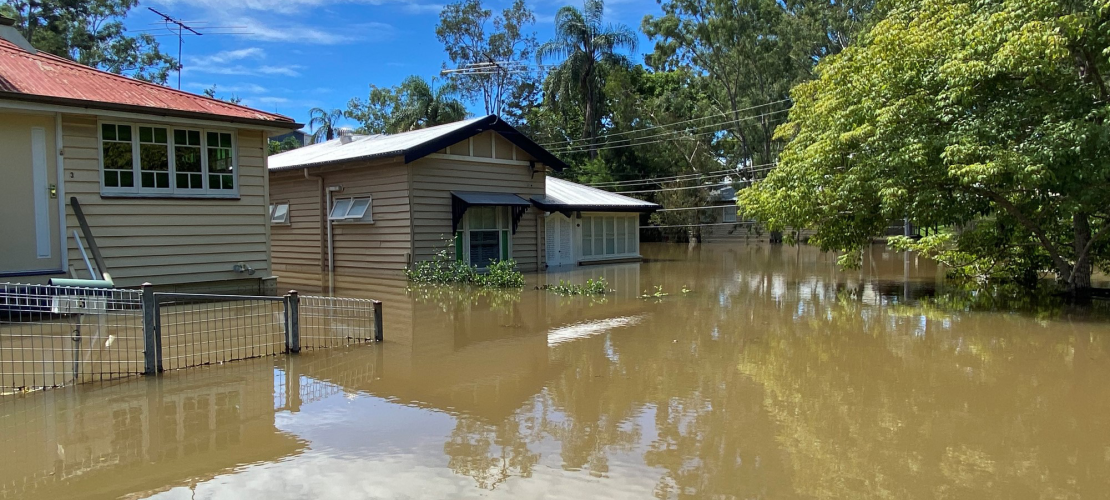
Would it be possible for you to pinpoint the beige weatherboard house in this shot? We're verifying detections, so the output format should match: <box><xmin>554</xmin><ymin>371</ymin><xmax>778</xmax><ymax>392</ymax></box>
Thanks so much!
<box><xmin>0</xmin><ymin>16</ymin><xmax>301</xmax><ymax>290</ymax></box>
<box><xmin>267</xmin><ymin>115</ymin><xmax>659</xmax><ymax>290</ymax></box>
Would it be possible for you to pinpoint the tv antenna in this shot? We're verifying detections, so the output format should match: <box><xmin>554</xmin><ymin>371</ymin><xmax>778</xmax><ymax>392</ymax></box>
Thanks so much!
<box><xmin>143</xmin><ymin>8</ymin><xmax>250</xmax><ymax>89</ymax></box>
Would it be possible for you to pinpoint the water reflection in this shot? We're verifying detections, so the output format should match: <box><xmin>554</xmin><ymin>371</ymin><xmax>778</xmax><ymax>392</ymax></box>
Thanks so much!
<box><xmin>1</xmin><ymin>243</ymin><xmax>1108</xmax><ymax>499</ymax></box>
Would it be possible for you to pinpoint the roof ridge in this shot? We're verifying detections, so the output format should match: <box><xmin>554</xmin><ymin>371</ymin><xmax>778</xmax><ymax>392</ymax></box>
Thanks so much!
<box><xmin>0</xmin><ymin>38</ymin><xmax>294</xmax><ymax>123</ymax></box>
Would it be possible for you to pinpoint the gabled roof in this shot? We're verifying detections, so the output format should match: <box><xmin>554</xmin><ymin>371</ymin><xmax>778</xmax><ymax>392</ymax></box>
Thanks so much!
<box><xmin>0</xmin><ymin>37</ymin><xmax>299</xmax><ymax>129</ymax></box>
<box><xmin>532</xmin><ymin>177</ymin><xmax>661</xmax><ymax>213</ymax></box>
<box><xmin>268</xmin><ymin>115</ymin><xmax>568</xmax><ymax>171</ymax></box>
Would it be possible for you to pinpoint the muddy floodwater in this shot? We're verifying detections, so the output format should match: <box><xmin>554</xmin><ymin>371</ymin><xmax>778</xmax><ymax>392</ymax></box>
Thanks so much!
<box><xmin>3</xmin><ymin>243</ymin><xmax>1110</xmax><ymax>499</ymax></box>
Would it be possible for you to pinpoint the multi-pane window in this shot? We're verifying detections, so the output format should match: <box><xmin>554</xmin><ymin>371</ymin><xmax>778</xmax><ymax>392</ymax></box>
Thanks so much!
<box><xmin>138</xmin><ymin>126</ymin><xmax>170</xmax><ymax>189</ymax></box>
<box><xmin>580</xmin><ymin>214</ymin><xmax>639</xmax><ymax>259</ymax></box>
<box><xmin>457</xmin><ymin>207</ymin><xmax>510</xmax><ymax>268</ymax></box>
<box><xmin>174</xmin><ymin>129</ymin><xmax>203</xmax><ymax>190</ymax></box>
<box><xmin>328</xmin><ymin>197</ymin><xmax>373</xmax><ymax>222</ymax></box>
<box><xmin>207</xmin><ymin>132</ymin><xmax>235</xmax><ymax>190</ymax></box>
<box><xmin>100</xmin><ymin>122</ymin><xmax>237</xmax><ymax>196</ymax></box>
<box><xmin>101</xmin><ymin>124</ymin><xmax>134</xmax><ymax>188</ymax></box>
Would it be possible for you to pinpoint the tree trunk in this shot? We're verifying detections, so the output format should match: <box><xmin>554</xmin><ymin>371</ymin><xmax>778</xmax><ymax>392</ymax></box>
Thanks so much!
<box><xmin>1071</xmin><ymin>212</ymin><xmax>1093</xmax><ymax>292</ymax></box>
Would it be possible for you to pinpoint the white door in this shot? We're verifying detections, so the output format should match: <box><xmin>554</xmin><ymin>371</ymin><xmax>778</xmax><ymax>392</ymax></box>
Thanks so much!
<box><xmin>545</xmin><ymin>213</ymin><xmax>575</xmax><ymax>267</ymax></box>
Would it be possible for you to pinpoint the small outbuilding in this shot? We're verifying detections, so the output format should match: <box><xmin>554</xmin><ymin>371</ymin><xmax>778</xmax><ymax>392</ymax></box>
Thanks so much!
<box><xmin>531</xmin><ymin>177</ymin><xmax>660</xmax><ymax>267</ymax></box>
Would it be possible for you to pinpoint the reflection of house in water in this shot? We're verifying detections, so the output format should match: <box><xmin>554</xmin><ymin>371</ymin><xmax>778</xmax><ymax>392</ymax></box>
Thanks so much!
<box><xmin>0</xmin><ymin>359</ymin><xmax>304</xmax><ymax>500</ymax></box>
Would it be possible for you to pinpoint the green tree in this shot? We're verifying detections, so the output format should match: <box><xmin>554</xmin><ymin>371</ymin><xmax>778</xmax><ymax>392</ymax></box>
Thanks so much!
<box><xmin>537</xmin><ymin>0</ymin><xmax>637</xmax><ymax>158</ymax></box>
<box><xmin>739</xmin><ymin>0</ymin><xmax>1110</xmax><ymax>292</ymax></box>
<box><xmin>268</xmin><ymin>136</ymin><xmax>301</xmax><ymax>155</ymax></box>
<box><xmin>1</xmin><ymin>0</ymin><xmax>176</xmax><ymax>84</ymax></box>
<box><xmin>436</xmin><ymin>0</ymin><xmax>537</xmax><ymax>118</ymax></box>
<box><xmin>345</xmin><ymin>84</ymin><xmax>402</xmax><ymax>134</ymax></box>
<box><xmin>642</xmin><ymin>0</ymin><xmax>875</xmax><ymax>176</ymax></box>
<box><xmin>391</xmin><ymin>75</ymin><xmax>468</xmax><ymax>131</ymax></box>
<box><xmin>307</xmin><ymin>107</ymin><xmax>345</xmax><ymax>143</ymax></box>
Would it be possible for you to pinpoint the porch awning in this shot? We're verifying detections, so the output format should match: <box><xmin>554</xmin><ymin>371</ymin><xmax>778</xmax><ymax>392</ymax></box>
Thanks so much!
<box><xmin>451</xmin><ymin>191</ymin><xmax>532</xmax><ymax>234</ymax></box>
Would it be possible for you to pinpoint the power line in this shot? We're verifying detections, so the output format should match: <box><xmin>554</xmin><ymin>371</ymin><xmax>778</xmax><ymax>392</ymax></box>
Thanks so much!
<box><xmin>640</xmin><ymin>222</ymin><xmax>758</xmax><ymax>229</ymax></box>
<box><xmin>657</xmin><ymin>205</ymin><xmax>734</xmax><ymax>212</ymax></box>
<box><xmin>538</xmin><ymin>99</ymin><xmax>791</xmax><ymax>148</ymax></box>
<box><xmin>587</xmin><ymin>168</ymin><xmax>739</xmax><ymax>187</ymax></box>
<box><xmin>595</xmin><ymin>163</ymin><xmax>779</xmax><ymax>194</ymax></box>
<box><xmin>548</xmin><ymin>111</ymin><xmax>789</xmax><ymax>155</ymax></box>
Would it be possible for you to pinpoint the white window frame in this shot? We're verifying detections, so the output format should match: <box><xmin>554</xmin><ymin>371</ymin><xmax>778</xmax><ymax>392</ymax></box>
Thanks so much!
<box><xmin>270</xmin><ymin>203</ymin><xmax>290</xmax><ymax>224</ymax></box>
<box><xmin>722</xmin><ymin>206</ymin><xmax>737</xmax><ymax>223</ymax></box>
<box><xmin>579</xmin><ymin>213</ymin><xmax>640</xmax><ymax>261</ymax></box>
<box><xmin>97</xmin><ymin>120</ymin><xmax>239</xmax><ymax>198</ymax></box>
<box><xmin>328</xmin><ymin>196</ymin><xmax>373</xmax><ymax>223</ymax></box>
<box><xmin>462</xmin><ymin>206</ymin><xmax>511</xmax><ymax>269</ymax></box>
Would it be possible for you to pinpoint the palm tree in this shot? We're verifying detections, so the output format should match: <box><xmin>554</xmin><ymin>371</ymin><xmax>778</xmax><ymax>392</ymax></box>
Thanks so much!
<box><xmin>537</xmin><ymin>0</ymin><xmax>637</xmax><ymax>157</ymax></box>
<box><xmin>308</xmin><ymin>107</ymin><xmax>344</xmax><ymax>143</ymax></box>
<box><xmin>391</xmin><ymin>76</ymin><xmax>468</xmax><ymax>132</ymax></box>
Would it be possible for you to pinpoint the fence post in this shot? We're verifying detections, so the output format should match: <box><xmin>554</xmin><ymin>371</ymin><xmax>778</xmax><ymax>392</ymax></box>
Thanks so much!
<box><xmin>372</xmin><ymin>300</ymin><xmax>384</xmax><ymax>342</ymax></box>
<box><xmin>287</xmin><ymin>290</ymin><xmax>300</xmax><ymax>353</ymax></box>
<box><xmin>141</xmin><ymin>283</ymin><xmax>161</xmax><ymax>374</ymax></box>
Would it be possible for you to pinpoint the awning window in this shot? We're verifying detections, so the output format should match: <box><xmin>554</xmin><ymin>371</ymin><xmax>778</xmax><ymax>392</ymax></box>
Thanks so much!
<box><xmin>451</xmin><ymin>191</ymin><xmax>531</xmax><ymax>234</ymax></box>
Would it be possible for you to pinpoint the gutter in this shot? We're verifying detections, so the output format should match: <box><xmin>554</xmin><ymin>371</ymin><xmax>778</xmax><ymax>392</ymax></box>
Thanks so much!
<box><xmin>0</xmin><ymin>92</ymin><xmax>303</xmax><ymax>130</ymax></box>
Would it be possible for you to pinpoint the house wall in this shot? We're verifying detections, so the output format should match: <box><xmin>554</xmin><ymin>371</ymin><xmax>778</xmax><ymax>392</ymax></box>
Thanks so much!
<box><xmin>269</xmin><ymin>159</ymin><xmax>412</xmax><ymax>288</ymax></box>
<box><xmin>60</xmin><ymin>114</ymin><xmax>271</xmax><ymax>289</ymax></box>
<box><xmin>410</xmin><ymin>144</ymin><xmax>546</xmax><ymax>272</ymax></box>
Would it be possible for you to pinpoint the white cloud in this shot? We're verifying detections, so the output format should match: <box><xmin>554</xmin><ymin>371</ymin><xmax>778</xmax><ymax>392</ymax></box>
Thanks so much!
<box><xmin>184</xmin><ymin>47</ymin><xmax>304</xmax><ymax>77</ymax></box>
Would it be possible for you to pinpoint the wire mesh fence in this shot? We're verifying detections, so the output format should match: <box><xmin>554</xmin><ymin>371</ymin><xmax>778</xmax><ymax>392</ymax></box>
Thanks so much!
<box><xmin>0</xmin><ymin>284</ymin><xmax>144</xmax><ymax>393</ymax></box>
<box><xmin>0</xmin><ymin>283</ymin><xmax>384</xmax><ymax>395</ymax></box>
<box><xmin>299</xmin><ymin>295</ymin><xmax>382</xmax><ymax>350</ymax></box>
<box><xmin>156</xmin><ymin>294</ymin><xmax>288</xmax><ymax>371</ymax></box>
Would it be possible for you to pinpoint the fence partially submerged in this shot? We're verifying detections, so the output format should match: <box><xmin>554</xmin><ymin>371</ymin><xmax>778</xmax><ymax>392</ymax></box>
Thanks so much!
<box><xmin>0</xmin><ymin>283</ymin><xmax>383</xmax><ymax>394</ymax></box>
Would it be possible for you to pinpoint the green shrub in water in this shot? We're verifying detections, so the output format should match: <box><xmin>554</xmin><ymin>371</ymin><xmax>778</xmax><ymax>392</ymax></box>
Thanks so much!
<box><xmin>538</xmin><ymin>277</ymin><xmax>611</xmax><ymax>296</ymax></box>
<box><xmin>405</xmin><ymin>247</ymin><xmax>525</xmax><ymax>289</ymax></box>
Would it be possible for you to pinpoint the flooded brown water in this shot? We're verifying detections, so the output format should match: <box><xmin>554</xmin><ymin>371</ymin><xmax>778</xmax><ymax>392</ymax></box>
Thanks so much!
<box><xmin>3</xmin><ymin>243</ymin><xmax>1110</xmax><ymax>499</ymax></box>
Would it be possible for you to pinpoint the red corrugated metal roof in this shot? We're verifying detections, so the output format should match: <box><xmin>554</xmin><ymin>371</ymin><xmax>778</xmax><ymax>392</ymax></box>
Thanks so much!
<box><xmin>0</xmin><ymin>38</ymin><xmax>297</xmax><ymax>127</ymax></box>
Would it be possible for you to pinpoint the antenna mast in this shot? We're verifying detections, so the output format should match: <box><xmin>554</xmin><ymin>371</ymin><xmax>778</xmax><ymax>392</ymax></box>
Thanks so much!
<box><xmin>147</xmin><ymin>8</ymin><xmax>201</xmax><ymax>90</ymax></box>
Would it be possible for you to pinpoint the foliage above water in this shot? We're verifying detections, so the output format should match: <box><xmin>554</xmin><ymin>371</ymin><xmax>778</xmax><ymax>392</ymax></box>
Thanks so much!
<box><xmin>739</xmin><ymin>0</ymin><xmax>1110</xmax><ymax>292</ymax></box>
<box><xmin>405</xmin><ymin>248</ymin><xmax>526</xmax><ymax>288</ymax></box>
<box><xmin>537</xmin><ymin>277</ymin><xmax>611</xmax><ymax>296</ymax></box>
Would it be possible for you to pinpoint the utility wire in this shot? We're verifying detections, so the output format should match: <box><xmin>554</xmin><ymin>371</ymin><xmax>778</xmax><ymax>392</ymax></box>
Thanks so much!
<box><xmin>548</xmin><ymin>109</ymin><xmax>788</xmax><ymax>154</ymax></box>
<box><xmin>640</xmin><ymin>222</ymin><xmax>758</xmax><ymax>229</ymax></box>
<box><xmin>657</xmin><ymin>205</ymin><xmax>735</xmax><ymax>212</ymax></box>
<box><xmin>597</xmin><ymin>164</ymin><xmax>780</xmax><ymax>195</ymax></box>
<box><xmin>538</xmin><ymin>99</ymin><xmax>791</xmax><ymax>148</ymax></box>
<box><xmin>588</xmin><ymin>161</ymin><xmax>778</xmax><ymax>188</ymax></box>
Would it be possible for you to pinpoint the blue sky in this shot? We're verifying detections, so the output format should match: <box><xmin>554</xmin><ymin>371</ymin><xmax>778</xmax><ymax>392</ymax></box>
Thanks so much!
<box><xmin>131</xmin><ymin>0</ymin><xmax>662</xmax><ymax>130</ymax></box>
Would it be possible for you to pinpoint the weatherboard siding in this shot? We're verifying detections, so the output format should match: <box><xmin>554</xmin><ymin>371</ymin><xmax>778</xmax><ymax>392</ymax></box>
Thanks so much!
<box><xmin>269</xmin><ymin>160</ymin><xmax>413</xmax><ymax>285</ymax></box>
<box><xmin>409</xmin><ymin>155</ymin><xmax>546</xmax><ymax>272</ymax></box>
<box><xmin>61</xmin><ymin>114</ymin><xmax>271</xmax><ymax>288</ymax></box>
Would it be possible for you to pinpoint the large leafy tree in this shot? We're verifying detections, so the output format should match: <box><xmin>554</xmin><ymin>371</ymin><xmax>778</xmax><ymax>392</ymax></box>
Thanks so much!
<box><xmin>346</xmin><ymin>76</ymin><xmax>468</xmax><ymax>134</ymax></box>
<box><xmin>740</xmin><ymin>0</ymin><xmax>1110</xmax><ymax>292</ymax></box>
<box><xmin>391</xmin><ymin>75</ymin><xmax>468</xmax><ymax>131</ymax></box>
<box><xmin>436</xmin><ymin>0</ymin><xmax>537</xmax><ymax>119</ymax></box>
<box><xmin>1</xmin><ymin>0</ymin><xmax>176</xmax><ymax>84</ymax></box>
<box><xmin>307</xmin><ymin>107</ymin><xmax>344</xmax><ymax>143</ymax></box>
<box><xmin>642</xmin><ymin>0</ymin><xmax>875</xmax><ymax>176</ymax></box>
<box><xmin>537</xmin><ymin>0</ymin><xmax>637</xmax><ymax>158</ymax></box>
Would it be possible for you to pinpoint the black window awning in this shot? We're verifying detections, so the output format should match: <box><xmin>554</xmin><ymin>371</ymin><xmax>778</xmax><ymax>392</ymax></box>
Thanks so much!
<box><xmin>451</xmin><ymin>191</ymin><xmax>532</xmax><ymax>234</ymax></box>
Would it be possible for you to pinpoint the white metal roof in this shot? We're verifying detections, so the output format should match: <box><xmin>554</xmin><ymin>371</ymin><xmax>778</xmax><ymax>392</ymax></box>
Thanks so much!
<box><xmin>534</xmin><ymin>177</ymin><xmax>661</xmax><ymax>211</ymax></box>
<box><xmin>268</xmin><ymin>116</ymin><xmax>488</xmax><ymax>171</ymax></box>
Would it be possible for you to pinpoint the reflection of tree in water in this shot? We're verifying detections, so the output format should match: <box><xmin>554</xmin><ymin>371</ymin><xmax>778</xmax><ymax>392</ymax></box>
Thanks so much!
<box><xmin>444</xmin><ymin>411</ymin><xmax>542</xmax><ymax>490</ymax></box>
<box><xmin>433</xmin><ymin>244</ymin><xmax>1110</xmax><ymax>497</ymax></box>
<box><xmin>737</xmin><ymin>284</ymin><xmax>1110</xmax><ymax>499</ymax></box>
